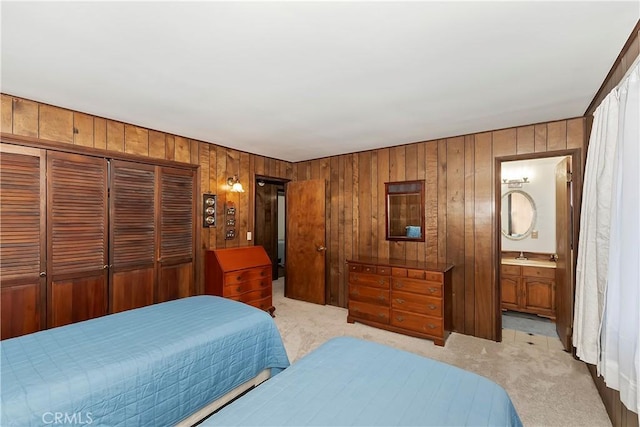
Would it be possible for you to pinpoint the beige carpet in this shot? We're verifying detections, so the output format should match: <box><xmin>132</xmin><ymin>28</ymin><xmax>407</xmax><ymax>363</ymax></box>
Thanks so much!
<box><xmin>271</xmin><ymin>279</ymin><xmax>610</xmax><ymax>427</ymax></box>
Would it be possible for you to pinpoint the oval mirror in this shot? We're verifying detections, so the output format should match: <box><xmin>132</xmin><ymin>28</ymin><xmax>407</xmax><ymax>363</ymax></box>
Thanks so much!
<box><xmin>501</xmin><ymin>190</ymin><xmax>536</xmax><ymax>240</ymax></box>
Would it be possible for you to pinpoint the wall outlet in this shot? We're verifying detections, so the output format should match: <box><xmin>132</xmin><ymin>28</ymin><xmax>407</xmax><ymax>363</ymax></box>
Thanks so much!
<box><xmin>531</xmin><ymin>230</ymin><xmax>538</xmax><ymax>239</ymax></box>
<box><xmin>247</xmin><ymin>231</ymin><xmax>252</xmax><ymax>241</ymax></box>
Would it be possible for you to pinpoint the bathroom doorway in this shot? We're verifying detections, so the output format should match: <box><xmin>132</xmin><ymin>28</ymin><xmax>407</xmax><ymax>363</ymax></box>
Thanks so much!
<box><xmin>496</xmin><ymin>149</ymin><xmax>581</xmax><ymax>352</ymax></box>
<box><xmin>254</xmin><ymin>176</ymin><xmax>288</xmax><ymax>281</ymax></box>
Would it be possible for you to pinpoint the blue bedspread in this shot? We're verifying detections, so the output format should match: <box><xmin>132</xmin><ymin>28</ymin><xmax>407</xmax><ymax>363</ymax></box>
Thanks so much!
<box><xmin>206</xmin><ymin>336</ymin><xmax>522</xmax><ymax>426</ymax></box>
<box><xmin>1</xmin><ymin>296</ymin><xmax>290</xmax><ymax>427</ymax></box>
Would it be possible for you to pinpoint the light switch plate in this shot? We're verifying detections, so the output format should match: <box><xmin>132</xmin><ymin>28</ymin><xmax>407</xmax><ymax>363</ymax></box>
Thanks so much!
<box><xmin>531</xmin><ymin>230</ymin><xmax>538</xmax><ymax>239</ymax></box>
<box><xmin>247</xmin><ymin>231</ymin><xmax>252</xmax><ymax>241</ymax></box>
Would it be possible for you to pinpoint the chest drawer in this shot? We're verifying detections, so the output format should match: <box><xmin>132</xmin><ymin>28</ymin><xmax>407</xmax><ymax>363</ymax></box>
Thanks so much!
<box><xmin>349</xmin><ymin>300</ymin><xmax>389</xmax><ymax>324</ymax></box>
<box><xmin>349</xmin><ymin>285</ymin><xmax>389</xmax><ymax>306</ymax></box>
<box><xmin>224</xmin><ymin>278</ymin><xmax>270</xmax><ymax>297</ymax></box>
<box><xmin>501</xmin><ymin>264</ymin><xmax>521</xmax><ymax>276</ymax></box>
<box><xmin>391</xmin><ymin>291</ymin><xmax>442</xmax><ymax>317</ymax></box>
<box><xmin>522</xmin><ymin>266</ymin><xmax>555</xmax><ymax>279</ymax></box>
<box><xmin>391</xmin><ymin>278</ymin><xmax>442</xmax><ymax>297</ymax></box>
<box><xmin>349</xmin><ymin>272</ymin><xmax>389</xmax><ymax>289</ymax></box>
<box><xmin>391</xmin><ymin>310</ymin><xmax>443</xmax><ymax>336</ymax></box>
<box><xmin>228</xmin><ymin>288</ymin><xmax>272</xmax><ymax>305</ymax></box>
<box><xmin>224</xmin><ymin>266</ymin><xmax>271</xmax><ymax>285</ymax></box>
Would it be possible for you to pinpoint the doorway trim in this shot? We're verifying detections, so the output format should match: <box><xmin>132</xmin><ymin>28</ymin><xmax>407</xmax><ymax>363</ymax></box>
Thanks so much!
<box><xmin>253</xmin><ymin>174</ymin><xmax>290</xmax><ymax>283</ymax></box>
<box><xmin>494</xmin><ymin>148</ymin><xmax>583</xmax><ymax>348</ymax></box>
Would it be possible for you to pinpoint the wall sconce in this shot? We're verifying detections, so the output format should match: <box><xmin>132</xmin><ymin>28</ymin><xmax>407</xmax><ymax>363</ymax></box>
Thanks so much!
<box><xmin>227</xmin><ymin>175</ymin><xmax>245</xmax><ymax>193</ymax></box>
<box><xmin>502</xmin><ymin>177</ymin><xmax>529</xmax><ymax>188</ymax></box>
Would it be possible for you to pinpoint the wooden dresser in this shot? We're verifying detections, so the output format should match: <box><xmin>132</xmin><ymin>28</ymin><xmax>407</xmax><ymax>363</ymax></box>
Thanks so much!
<box><xmin>347</xmin><ymin>257</ymin><xmax>453</xmax><ymax>346</ymax></box>
<box><xmin>205</xmin><ymin>246</ymin><xmax>275</xmax><ymax>315</ymax></box>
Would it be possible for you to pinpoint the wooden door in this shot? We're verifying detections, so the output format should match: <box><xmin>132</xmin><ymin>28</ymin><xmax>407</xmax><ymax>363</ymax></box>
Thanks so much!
<box><xmin>156</xmin><ymin>166</ymin><xmax>196</xmax><ymax>303</ymax></box>
<box><xmin>110</xmin><ymin>160</ymin><xmax>156</xmax><ymax>313</ymax></box>
<box><xmin>47</xmin><ymin>151</ymin><xmax>108</xmax><ymax>328</ymax></box>
<box><xmin>555</xmin><ymin>156</ymin><xmax>573</xmax><ymax>351</ymax></box>
<box><xmin>255</xmin><ymin>182</ymin><xmax>279</xmax><ymax>280</ymax></box>
<box><xmin>0</xmin><ymin>144</ymin><xmax>47</xmax><ymax>339</ymax></box>
<box><xmin>285</xmin><ymin>179</ymin><xmax>326</xmax><ymax>304</ymax></box>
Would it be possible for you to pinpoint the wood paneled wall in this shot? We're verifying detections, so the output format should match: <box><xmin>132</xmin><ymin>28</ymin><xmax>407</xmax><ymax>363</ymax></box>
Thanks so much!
<box><xmin>0</xmin><ymin>94</ymin><xmax>294</xmax><ymax>294</ymax></box>
<box><xmin>296</xmin><ymin>118</ymin><xmax>586</xmax><ymax>340</ymax></box>
<box><xmin>2</xmin><ymin>94</ymin><xmax>588</xmax><ymax>341</ymax></box>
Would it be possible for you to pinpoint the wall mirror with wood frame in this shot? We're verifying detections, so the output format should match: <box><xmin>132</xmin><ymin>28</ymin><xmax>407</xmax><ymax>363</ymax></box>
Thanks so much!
<box><xmin>385</xmin><ymin>180</ymin><xmax>425</xmax><ymax>242</ymax></box>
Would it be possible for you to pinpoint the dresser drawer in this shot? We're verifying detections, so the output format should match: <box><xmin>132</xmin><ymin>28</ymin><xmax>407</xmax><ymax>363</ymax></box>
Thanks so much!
<box><xmin>391</xmin><ymin>310</ymin><xmax>443</xmax><ymax>337</ymax></box>
<box><xmin>501</xmin><ymin>264</ymin><xmax>521</xmax><ymax>276</ymax></box>
<box><xmin>391</xmin><ymin>291</ymin><xmax>442</xmax><ymax>317</ymax></box>
<box><xmin>349</xmin><ymin>272</ymin><xmax>389</xmax><ymax>289</ymax></box>
<box><xmin>224</xmin><ymin>266</ymin><xmax>271</xmax><ymax>285</ymax></box>
<box><xmin>349</xmin><ymin>300</ymin><xmax>389</xmax><ymax>324</ymax></box>
<box><xmin>391</xmin><ymin>278</ymin><xmax>442</xmax><ymax>297</ymax></box>
<box><xmin>349</xmin><ymin>285</ymin><xmax>389</xmax><ymax>306</ymax></box>
<box><xmin>522</xmin><ymin>266</ymin><xmax>555</xmax><ymax>279</ymax></box>
<box><xmin>348</xmin><ymin>263</ymin><xmax>361</xmax><ymax>273</ymax></box>
<box><xmin>252</xmin><ymin>296</ymin><xmax>273</xmax><ymax>312</ymax></box>
<box><xmin>376</xmin><ymin>266</ymin><xmax>391</xmax><ymax>276</ymax></box>
<box><xmin>228</xmin><ymin>288</ymin><xmax>272</xmax><ymax>304</ymax></box>
<box><xmin>224</xmin><ymin>278</ymin><xmax>270</xmax><ymax>297</ymax></box>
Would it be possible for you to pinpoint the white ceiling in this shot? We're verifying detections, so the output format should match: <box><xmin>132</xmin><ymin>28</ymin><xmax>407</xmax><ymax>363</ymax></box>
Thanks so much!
<box><xmin>2</xmin><ymin>2</ymin><xmax>638</xmax><ymax>162</ymax></box>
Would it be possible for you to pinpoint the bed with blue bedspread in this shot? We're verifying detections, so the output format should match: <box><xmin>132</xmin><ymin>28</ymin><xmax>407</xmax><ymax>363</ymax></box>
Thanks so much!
<box><xmin>205</xmin><ymin>336</ymin><xmax>522</xmax><ymax>426</ymax></box>
<box><xmin>0</xmin><ymin>296</ymin><xmax>290</xmax><ymax>427</ymax></box>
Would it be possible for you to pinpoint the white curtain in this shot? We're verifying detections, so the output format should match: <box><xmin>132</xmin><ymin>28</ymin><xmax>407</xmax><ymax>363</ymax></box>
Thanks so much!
<box><xmin>573</xmin><ymin>60</ymin><xmax>640</xmax><ymax>414</ymax></box>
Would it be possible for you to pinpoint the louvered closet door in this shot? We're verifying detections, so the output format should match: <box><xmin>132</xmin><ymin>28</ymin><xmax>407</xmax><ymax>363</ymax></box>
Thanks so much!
<box><xmin>0</xmin><ymin>144</ymin><xmax>46</xmax><ymax>339</ymax></box>
<box><xmin>156</xmin><ymin>166</ymin><xmax>196</xmax><ymax>303</ymax></box>
<box><xmin>110</xmin><ymin>160</ymin><xmax>156</xmax><ymax>313</ymax></box>
<box><xmin>47</xmin><ymin>152</ymin><xmax>108</xmax><ymax>328</ymax></box>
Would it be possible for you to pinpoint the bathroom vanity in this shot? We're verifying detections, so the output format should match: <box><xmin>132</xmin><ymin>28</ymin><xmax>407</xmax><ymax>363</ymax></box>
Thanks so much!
<box><xmin>500</xmin><ymin>258</ymin><xmax>556</xmax><ymax>319</ymax></box>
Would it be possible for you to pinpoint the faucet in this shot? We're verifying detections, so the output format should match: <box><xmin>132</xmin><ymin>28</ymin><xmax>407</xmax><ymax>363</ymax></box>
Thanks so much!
<box><xmin>516</xmin><ymin>251</ymin><xmax>528</xmax><ymax>260</ymax></box>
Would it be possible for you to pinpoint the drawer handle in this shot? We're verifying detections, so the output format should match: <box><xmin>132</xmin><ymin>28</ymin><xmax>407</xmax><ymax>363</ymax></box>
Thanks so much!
<box><xmin>396</xmin><ymin>281</ymin><xmax>404</xmax><ymax>288</ymax></box>
<box><xmin>260</xmin><ymin>280</ymin><xmax>268</xmax><ymax>287</ymax></box>
<box><xmin>396</xmin><ymin>316</ymin><xmax>404</xmax><ymax>322</ymax></box>
<box><xmin>377</xmin><ymin>313</ymin><xmax>386</xmax><ymax>319</ymax></box>
<box><xmin>365</xmin><ymin>267</ymin><xmax>372</xmax><ymax>272</ymax></box>
<box><xmin>352</xmin><ymin>289</ymin><xmax>360</xmax><ymax>296</ymax></box>
<box><xmin>236</xmin><ymin>286</ymin><xmax>243</xmax><ymax>292</ymax></box>
<box><xmin>378</xmin><ymin>279</ymin><xmax>385</xmax><ymax>285</ymax></box>
<box><xmin>237</xmin><ymin>276</ymin><xmax>243</xmax><ymax>281</ymax></box>
<box><xmin>395</xmin><ymin>298</ymin><xmax>405</xmax><ymax>304</ymax></box>
<box><xmin>377</xmin><ymin>295</ymin><xmax>386</xmax><ymax>301</ymax></box>
<box><xmin>260</xmin><ymin>271</ymin><xmax>265</xmax><ymax>276</ymax></box>
<box><xmin>427</xmin><ymin>304</ymin><xmax>437</xmax><ymax>310</ymax></box>
<box><xmin>352</xmin><ymin>274</ymin><xmax>358</xmax><ymax>281</ymax></box>
<box><xmin>427</xmin><ymin>324</ymin><xmax>436</xmax><ymax>329</ymax></box>
<box><xmin>428</xmin><ymin>287</ymin><xmax>438</xmax><ymax>294</ymax></box>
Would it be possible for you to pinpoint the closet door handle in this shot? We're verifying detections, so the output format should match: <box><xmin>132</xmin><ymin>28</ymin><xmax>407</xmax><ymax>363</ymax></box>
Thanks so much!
<box><xmin>39</xmin><ymin>271</ymin><xmax>46</xmax><ymax>277</ymax></box>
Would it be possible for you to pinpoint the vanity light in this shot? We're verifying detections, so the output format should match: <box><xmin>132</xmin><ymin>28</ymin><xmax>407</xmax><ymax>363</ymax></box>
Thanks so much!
<box><xmin>227</xmin><ymin>176</ymin><xmax>245</xmax><ymax>193</ymax></box>
<box><xmin>502</xmin><ymin>177</ymin><xmax>529</xmax><ymax>188</ymax></box>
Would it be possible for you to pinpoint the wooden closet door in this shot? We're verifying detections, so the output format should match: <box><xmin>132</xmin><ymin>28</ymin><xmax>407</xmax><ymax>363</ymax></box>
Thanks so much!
<box><xmin>156</xmin><ymin>166</ymin><xmax>196</xmax><ymax>303</ymax></box>
<box><xmin>0</xmin><ymin>144</ymin><xmax>46</xmax><ymax>339</ymax></box>
<box><xmin>110</xmin><ymin>160</ymin><xmax>156</xmax><ymax>313</ymax></box>
<box><xmin>47</xmin><ymin>152</ymin><xmax>108</xmax><ymax>328</ymax></box>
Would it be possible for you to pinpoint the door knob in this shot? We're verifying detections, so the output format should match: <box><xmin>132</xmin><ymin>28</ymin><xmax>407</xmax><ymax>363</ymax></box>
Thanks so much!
<box><xmin>316</xmin><ymin>245</ymin><xmax>327</xmax><ymax>252</ymax></box>
<box><xmin>39</xmin><ymin>271</ymin><xmax>46</xmax><ymax>277</ymax></box>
